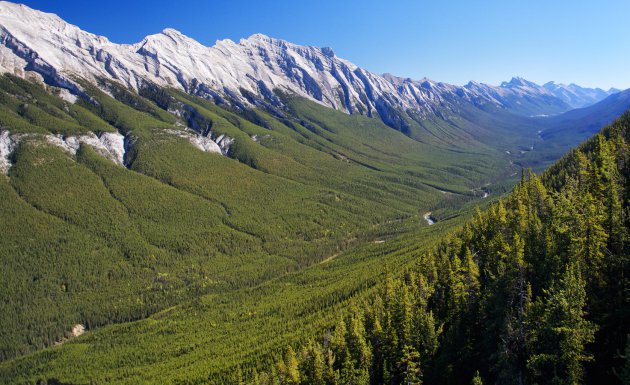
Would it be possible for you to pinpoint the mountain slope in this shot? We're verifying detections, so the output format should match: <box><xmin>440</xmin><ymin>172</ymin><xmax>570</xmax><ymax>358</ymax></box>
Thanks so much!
<box><xmin>464</xmin><ymin>77</ymin><xmax>571</xmax><ymax>116</ymax></box>
<box><xmin>2</xmin><ymin>80</ymin><xmax>628</xmax><ymax>385</ymax></box>
<box><xmin>543</xmin><ymin>81</ymin><xmax>619</xmax><ymax>108</ymax></box>
<box><xmin>0</xmin><ymin>72</ymin><xmax>511</xmax><ymax>363</ymax></box>
<box><xmin>261</xmin><ymin>113</ymin><xmax>630</xmax><ymax>385</ymax></box>
<box><xmin>518</xmin><ymin>89</ymin><xmax>630</xmax><ymax>168</ymax></box>
<box><xmin>0</xmin><ymin>2</ymin><xmax>628</xmax><ymax>384</ymax></box>
<box><xmin>0</xmin><ymin>1</ymin><xmax>600</xmax><ymax>124</ymax></box>
<box><xmin>267</xmin><ymin>111</ymin><xmax>630</xmax><ymax>385</ymax></box>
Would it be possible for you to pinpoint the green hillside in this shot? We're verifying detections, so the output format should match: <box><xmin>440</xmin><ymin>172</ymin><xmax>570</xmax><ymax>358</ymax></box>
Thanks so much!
<box><xmin>0</xmin><ymin>74</ymin><xmax>627</xmax><ymax>385</ymax></box>
<box><xmin>260</xmin><ymin>112</ymin><xmax>630</xmax><ymax>385</ymax></box>
<box><xmin>0</xmin><ymin>74</ymin><xmax>506</xmax><ymax>364</ymax></box>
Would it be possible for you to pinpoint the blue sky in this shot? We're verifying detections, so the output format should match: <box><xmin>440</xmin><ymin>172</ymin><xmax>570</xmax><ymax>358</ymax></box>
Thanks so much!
<box><xmin>15</xmin><ymin>0</ymin><xmax>630</xmax><ymax>89</ymax></box>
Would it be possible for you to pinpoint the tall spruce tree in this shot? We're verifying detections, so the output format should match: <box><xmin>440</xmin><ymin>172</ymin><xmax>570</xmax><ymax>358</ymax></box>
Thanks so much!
<box><xmin>528</xmin><ymin>262</ymin><xmax>597</xmax><ymax>385</ymax></box>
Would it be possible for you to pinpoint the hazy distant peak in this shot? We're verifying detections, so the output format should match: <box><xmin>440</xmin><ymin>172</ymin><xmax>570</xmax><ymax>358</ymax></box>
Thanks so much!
<box><xmin>501</xmin><ymin>76</ymin><xmax>539</xmax><ymax>88</ymax></box>
<box><xmin>542</xmin><ymin>80</ymin><xmax>619</xmax><ymax>108</ymax></box>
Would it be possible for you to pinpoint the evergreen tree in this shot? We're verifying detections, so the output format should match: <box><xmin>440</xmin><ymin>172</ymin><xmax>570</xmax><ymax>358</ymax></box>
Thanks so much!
<box><xmin>324</xmin><ymin>349</ymin><xmax>339</xmax><ymax>385</ymax></box>
<box><xmin>284</xmin><ymin>346</ymin><xmax>300</xmax><ymax>385</ymax></box>
<box><xmin>331</xmin><ymin>316</ymin><xmax>348</xmax><ymax>360</ymax></box>
<box><xmin>233</xmin><ymin>366</ymin><xmax>245</xmax><ymax>385</ymax></box>
<box><xmin>339</xmin><ymin>351</ymin><xmax>358</xmax><ymax>385</ymax></box>
<box><xmin>400</xmin><ymin>345</ymin><xmax>422</xmax><ymax>385</ymax></box>
<box><xmin>370</xmin><ymin>312</ymin><xmax>384</xmax><ymax>385</ymax></box>
<box><xmin>528</xmin><ymin>262</ymin><xmax>597</xmax><ymax>385</ymax></box>
<box><xmin>471</xmin><ymin>370</ymin><xmax>483</xmax><ymax>385</ymax></box>
<box><xmin>461</xmin><ymin>246</ymin><xmax>480</xmax><ymax>306</ymax></box>
<box><xmin>347</xmin><ymin>307</ymin><xmax>372</xmax><ymax>374</ymax></box>
<box><xmin>312</xmin><ymin>343</ymin><xmax>326</xmax><ymax>385</ymax></box>
<box><xmin>414</xmin><ymin>308</ymin><xmax>441</xmax><ymax>362</ymax></box>
<box><xmin>298</xmin><ymin>341</ymin><xmax>325</xmax><ymax>385</ymax></box>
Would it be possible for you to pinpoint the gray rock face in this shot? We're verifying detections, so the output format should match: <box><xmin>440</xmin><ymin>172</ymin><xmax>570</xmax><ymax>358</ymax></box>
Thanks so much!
<box><xmin>0</xmin><ymin>130</ymin><xmax>127</xmax><ymax>173</ymax></box>
<box><xmin>0</xmin><ymin>130</ymin><xmax>17</xmax><ymax>174</ymax></box>
<box><xmin>0</xmin><ymin>1</ymin><xmax>610</xmax><ymax>123</ymax></box>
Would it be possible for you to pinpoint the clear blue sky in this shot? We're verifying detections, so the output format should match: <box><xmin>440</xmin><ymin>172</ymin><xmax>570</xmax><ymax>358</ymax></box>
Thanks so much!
<box><xmin>15</xmin><ymin>0</ymin><xmax>630</xmax><ymax>89</ymax></box>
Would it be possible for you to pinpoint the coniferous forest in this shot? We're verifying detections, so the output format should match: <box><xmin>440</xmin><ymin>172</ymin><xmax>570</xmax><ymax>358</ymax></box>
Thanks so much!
<box><xmin>0</xmin><ymin>73</ymin><xmax>628</xmax><ymax>385</ymax></box>
<box><xmin>1</xmin><ymin>3</ymin><xmax>630</xmax><ymax>384</ymax></box>
<box><xmin>260</xmin><ymin>113</ymin><xmax>630</xmax><ymax>385</ymax></box>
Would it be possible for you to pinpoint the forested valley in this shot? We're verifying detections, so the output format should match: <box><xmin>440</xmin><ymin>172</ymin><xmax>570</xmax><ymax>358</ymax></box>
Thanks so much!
<box><xmin>2</xmin><ymin>2</ymin><xmax>630</xmax><ymax>384</ymax></box>
<box><xmin>258</xmin><ymin>113</ymin><xmax>630</xmax><ymax>385</ymax></box>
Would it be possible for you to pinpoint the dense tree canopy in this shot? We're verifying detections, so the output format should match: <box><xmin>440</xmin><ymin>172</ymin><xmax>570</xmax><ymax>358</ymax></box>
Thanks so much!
<box><xmin>258</xmin><ymin>113</ymin><xmax>630</xmax><ymax>385</ymax></box>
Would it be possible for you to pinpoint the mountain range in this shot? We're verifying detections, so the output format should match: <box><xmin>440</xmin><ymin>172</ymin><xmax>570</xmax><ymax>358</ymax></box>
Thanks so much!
<box><xmin>543</xmin><ymin>80</ymin><xmax>619</xmax><ymax>108</ymax></box>
<box><xmin>0</xmin><ymin>1</ymin><xmax>621</xmax><ymax>126</ymax></box>
<box><xmin>0</xmin><ymin>2</ymin><xmax>629</xmax><ymax>384</ymax></box>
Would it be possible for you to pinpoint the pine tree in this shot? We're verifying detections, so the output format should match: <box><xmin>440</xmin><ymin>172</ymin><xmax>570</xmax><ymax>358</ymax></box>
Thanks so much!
<box><xmin>414</xmin><ymin>307</ymin><xmax>441</xmax><ymax>362</ymax></box>
<box><xmin>284</xmin><ymin>346</ymin><xmax>300</xmax><ymax>385</ymax></box>
<box><xmin>331</xmin><ymin>316</ymin><xmax>348</xmax><ymax>360</ymax></box>
<box><xmin>471</xmin><ymin>370</ymin><xmax>483</xmax><ymax>385</ymax></box>
<box><xmin>276</xmin><ymin>359</ymin><xmax>287</xmax><ymax>385</ymax></box>
<box><xmin>383</xmin><ymin>358</ymin><xmax>392</xmax><ymax>385</ymax></box>
<box><xmin>578</xmin><ymin>192</ymin><xmax>608</xmax><ymax>276</ymax></box>
<box><xmin>324</xmin><ymin>348</ymin><xmax>338</xmax><ymax>385</ymax></box>
<box><xmin>251</xmin><ymin>369</ymin><xmax>262</xmax><ymax>385</ymax></box>
<box><xmin>528</xmin><ymin>262</ymin><xmax>597</xmax><ymax>385</ymax></box>
<box><xmin>269</xmin><ymin>365</ymin><xmax>281</xmax><ymax>385</ymax></box>
<box><xmin>339</xmin><ymin>351</ymin><xmax>358</xmax><ymax>385</ymax></box>
<box><xmin>554</xmin><ymin>179</ymin><xmax>608</xmax><ymax>283</ymax></box>
<box><xmin>312</xmin><ymin>343</ymin><xmax>326</xmax><ymax>385</ymax></box>
<box><xmin>382</xmin><ymin>309</ymin><xmax>399</xmax><ymax>380</ymax></box>
<box><xmin>347</xmin><ymin>307</ymin><xmax>372</xmax><ymax>374</ymax></box>
<box><xmin>400</xmin><ymin>345</ymin><xmax>422</xmax><ymax>385</ymax></box>
<box><xmin>461</xmin><ymin>246</ymin><xmax>480</xmax><ymax>306</ymax></box>
<box><xmin>396</xmin><ymin>284</ymin><xmax>413</xmax><ymax>347</ymax></box>
<box><xmin>605</xmin><ymin>168</ymin><xmax>624</xmax><ymax>254</ymax></box>
<box><xmin>298</xmin><ymin>341</ymin><xmax>325</xmax><ymax>385</ymax></box>
<box><xmin>495</xmin><ymin>235</ymin><xmax>531</xmax><ymax>385</ymax></box>
<box><xmin>370</xmin><ymin>312</ymin><xmax>384</xmax><ymax>385</ymax></box>
<box><xmin>233</xmin><ymin>366</ymin><xmax>245</xmax><ymax>385</ymax></box>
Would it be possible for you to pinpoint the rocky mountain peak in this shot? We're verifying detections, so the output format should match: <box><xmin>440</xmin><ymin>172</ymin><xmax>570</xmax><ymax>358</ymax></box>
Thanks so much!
<box><xmin>0</xmin><ymin>1</ymin><xmax>617</xmax><ymax>122</ymax></box>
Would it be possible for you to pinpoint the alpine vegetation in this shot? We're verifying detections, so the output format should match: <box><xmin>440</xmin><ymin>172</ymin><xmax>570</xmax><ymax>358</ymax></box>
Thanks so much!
<box><xmin>0</xmin><ymin>2</ymin><xmax>628</xmax><ymax>385</ymax></box>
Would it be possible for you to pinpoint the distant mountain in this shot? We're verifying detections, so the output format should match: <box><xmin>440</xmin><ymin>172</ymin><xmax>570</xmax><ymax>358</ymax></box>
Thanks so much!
<box><xmin>540</xmin><ymin>88</ymin><xmax>630</xmax><ymax>143</ymax></box>
<box><xmin>505</xmin><ymin>89</ymin><xmax>630</xmax><ymax>170</ymax></box>
<box><xmin>464</xmin><ymin>77</ymin><xmax>572</xmax><ymax>116</ymax></box>
<box><xmin>0</xmin><ymin>1</ymin><xmax>611</xmax><ymax>127</ymax></box>
<box><xmin>543</xmin><ymin>81</ymin><xmax>619</xmax><ymax>108</ymax></box>
<box><xmin>1</xmin><ymin>2</ymin><xmax>630</xmax><ymax>383</ymax></box>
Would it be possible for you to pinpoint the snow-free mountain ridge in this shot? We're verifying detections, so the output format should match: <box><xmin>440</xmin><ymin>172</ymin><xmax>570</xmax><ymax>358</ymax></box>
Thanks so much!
<box><xmin>0</xmin><ymin>1</ymin><xmax>620</xmax><ymax>124</ymax></box>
